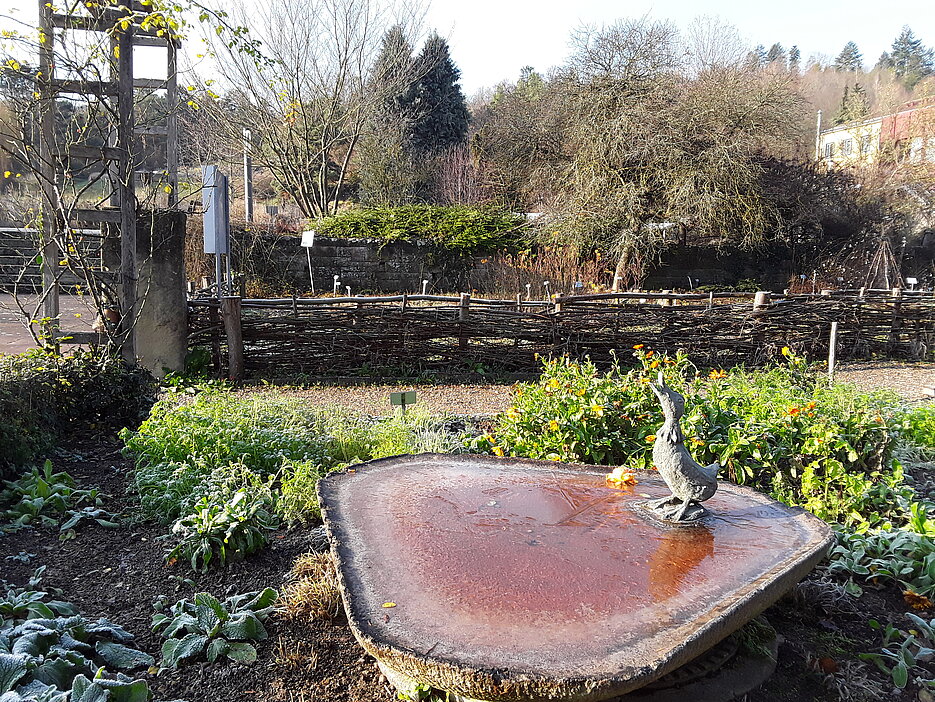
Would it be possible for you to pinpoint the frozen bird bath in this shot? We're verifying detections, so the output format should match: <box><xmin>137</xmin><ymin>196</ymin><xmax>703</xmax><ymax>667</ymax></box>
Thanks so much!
<box><xmin>318</xmin><ymin>454</ymin><xmax>833</xmax><ymax>702</ymax></box>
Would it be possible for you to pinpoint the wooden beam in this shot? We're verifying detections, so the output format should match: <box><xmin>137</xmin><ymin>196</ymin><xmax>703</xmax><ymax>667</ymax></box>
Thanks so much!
<box><xmin>38</xmin><ymin>0</ymin><xmax>59</xmax><ymax>345</ymax></box>
<box><xmin>115</xmin><ymin>26</ymin><xmax>137</xmax><ymax>362</ymax></box>
<box><xmin>53</xmin><ymin>144</ymin><xmax>122</xmax><ymax>160</ymax></box>
<box><xmin>68</xmin><ymin>208</ymin><xmax>122</xmax><ymax>224</ymax></box>
<box><xmin>50</xmin><ymin>79</ymin><xmax>118</xmax><ymax>95</ymax></box>
<box><xmin>221</xmin><ymin>296</ymin><xmax>244</xmax><ymax>381</ymax></box>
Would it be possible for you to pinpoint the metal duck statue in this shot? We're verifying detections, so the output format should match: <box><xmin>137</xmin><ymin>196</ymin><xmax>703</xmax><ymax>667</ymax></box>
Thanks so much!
<box><xmin>648</xmin><ymin>372</ymin><xmax>721</xmax><ymax>522</ymax></box>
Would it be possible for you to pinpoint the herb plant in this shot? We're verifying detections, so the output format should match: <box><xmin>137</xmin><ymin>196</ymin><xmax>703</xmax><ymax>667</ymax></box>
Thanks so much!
<box><xmin>1</xmin><ymin>462</ymin><xmax>102</xmax><ymax>533</ymax></box>
<box><xmin>166</xmin><ymin>491</ymin><xmax>277</xmax><ymax>572</ymax></box>
<box><xmin>152</xmin><ymin>589</ymin><xmax>277</xmax><ymax>667</ymax></box>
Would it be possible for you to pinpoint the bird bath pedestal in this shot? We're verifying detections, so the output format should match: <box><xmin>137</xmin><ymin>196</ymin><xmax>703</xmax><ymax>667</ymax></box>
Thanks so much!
<box><xmin>318</xmin><ymin>454</ymin><xmax>833</xmax><ymax>702</ymax></box>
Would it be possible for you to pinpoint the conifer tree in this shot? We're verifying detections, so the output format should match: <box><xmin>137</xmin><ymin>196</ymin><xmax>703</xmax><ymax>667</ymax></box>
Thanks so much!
<box><xmin>411</xmin><ymin>33</ymin><xmax>470</xmax><ymax>154</ymax></box>
<box><xmin>887</xmin><ymin>26</ymin><xmax>933</xmax><ymax>86</ymax></box>
<box><xmin>788</xmin><ymin>45</ymin><xmax>801</xmax><ymax>72</ymax></box>
<box><xmin>766</xmin><ymin>43</ymin><xmax>786</xmax><ymax>66</ymax></box>
<box><xmin>833</xmin><ymin>41</ymin><xmax>863</xmax><ymax>72</ymax></box>
<box><xmin>835</xmin><ymin>83</ymin><xmax>870</xmax><ymax>124</ymax></box>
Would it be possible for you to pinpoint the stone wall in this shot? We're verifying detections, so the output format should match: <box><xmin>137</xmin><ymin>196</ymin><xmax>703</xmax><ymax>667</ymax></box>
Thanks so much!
<box><xmin>233</xmin><ymin>230</ymin><xmax>489</xmax><ymax>294</ymax></box>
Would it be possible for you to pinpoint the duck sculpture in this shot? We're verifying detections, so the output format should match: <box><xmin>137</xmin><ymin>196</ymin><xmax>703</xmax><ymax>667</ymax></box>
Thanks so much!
<box><xmin>647</xmin><ymin>372</ymin><xmax>721</xmax><ymax>522</ymax></box>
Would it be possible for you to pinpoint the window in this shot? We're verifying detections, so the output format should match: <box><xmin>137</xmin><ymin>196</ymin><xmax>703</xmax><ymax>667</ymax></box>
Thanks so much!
<box><xmin>860</xmin><ymin>135</ymin><xmax>874</xmax><ymax>154</ymax></box>
<box><xmin>842</xmin><ymin>139</ymin><xmax>853</xmax><ymax>155</ymax></box>
<box><xmin>824</xmin><ymin>142</ymin><xmax>835</xmax><ymax>158</ymax></box>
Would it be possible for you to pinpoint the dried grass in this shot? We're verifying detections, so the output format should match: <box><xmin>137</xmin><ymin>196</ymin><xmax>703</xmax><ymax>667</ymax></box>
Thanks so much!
<box><xmin>279</xmin><ymin>552</ymin><xmax>343</xmax><ymax>622</ymax></box>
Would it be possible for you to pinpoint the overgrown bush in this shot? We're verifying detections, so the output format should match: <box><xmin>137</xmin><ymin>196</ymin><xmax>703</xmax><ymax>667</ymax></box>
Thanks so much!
<box><xmin>484</xmin><ymin>348</ymin><xmax>907</xmax><ymax>529</ymax></box>
<box><xmin>122</xmin><ymin>392</ymin><xmax>462</xmax><ymax>525</ymax></box>
<box><xmin>0</xmin><ymin>349</ymin><xmax>155</xmax><ymax>478</ymax></box>
<box><xmin>312</xmin><ymin>205</ymin><xmax>525</xmax><ymax>254</ymax></box>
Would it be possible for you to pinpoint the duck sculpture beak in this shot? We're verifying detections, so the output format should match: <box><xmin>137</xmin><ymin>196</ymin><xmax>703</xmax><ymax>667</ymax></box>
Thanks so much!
<box><xmin>649</xmin><ymin>371</ymin><xmax>666</xmax><ymax>399</ymax></box>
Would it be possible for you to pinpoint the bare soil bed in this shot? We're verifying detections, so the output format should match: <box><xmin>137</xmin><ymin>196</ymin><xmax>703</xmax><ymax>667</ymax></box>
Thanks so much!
<box><xmin>1</xmin><ymin>427</ymin><xmax>924</xmax><ymax>702</ymax></box>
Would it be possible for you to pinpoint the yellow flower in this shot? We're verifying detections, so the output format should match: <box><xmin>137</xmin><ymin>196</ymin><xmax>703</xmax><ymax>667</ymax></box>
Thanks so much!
<box><xmin>633</xmin><ymin>344</ymin><xmax>644</xmax><ymax>350</ymax></box>
<box><xmin>547</xmin><ymin>378</ymin><xmax>560</xmax><ymax>389</ymax></box>
<box><xmin>606</xmin><ymin>466</ymin><xmax>637</xmax><ymax>488</ymax></box>
<box><xmin>645</xmin><ymin>434</ymin><xmax>656</xmax><ymax>443</ymax></box>
<box><xmin>649</xmin><ymin>359</ymin><xmax>660</xmax><ymax>369</ymax></box>
<box><xmin>576</xmin><ymin>388</ymin><xmax>586</xmax><ymax>396</ymax></box>
<box><xmin>492</xmin><ymin>446</ymin><xmax>505</xmax><ymax>457</ymax></box>
<box><xmin>709</xmin><ymin>369</ymin><xmax>727</xmax><ymax>380</ymax></box>
<box><xmin>548</xmin><ymin>420</ymin><xmax>559</xmax><ymax>431</ymax></box>
<box><xmin>781</xmin><ymin>346</ymin><xmax>792</xmax><ymax>358</ymax></box>
<box><xmin>590</xmin><ymin>404</ymin><xmax>604</xmax><ymax>417</ymax></box>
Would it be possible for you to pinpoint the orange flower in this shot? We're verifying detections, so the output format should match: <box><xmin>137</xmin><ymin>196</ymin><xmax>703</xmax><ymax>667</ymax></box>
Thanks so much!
<box><xmin>787</xmin><ymin>406</ymin><xmax>801</xmax><ymax>416</ymax></box>
<box><xmin>903</xmin><ymin>590</ymin><xmax>933</xmax><ymax>610</ymax></box>
<box><xmin>492</xmin><ymin>446</ymin><xmax>505</xmax><ymax>456</ymax></box>
<box><xmin>645</xmin><ymin>350</ymin><xmax>654</xmax><ymax>358</ymax></box>
<box><xmin>709</xmin><ymin>369</ymin><xmax>727</xmax><ymax>380</ymax></box>
<box><xmin>650</xmin><ymin>359</ymin><xmax>660</xmax><ymax>369</ymax></box>
<box><xmin>806</xmin><ymin>401</ymin><xmax>817</xmax><ymax>410</ymax></box>
<box><xmin>645</xmin><ymin>434</ymin><xmax>656</xmax><ymax>443</ymax></box>
<box><xmin>606</xmin><ymin>467</ymin><xmax>637</xmax><ymax>488</ymax></box>
<box><xmin>633</xmin><ymin>344</ymin><xmax>644</xmax><ymax>350</ymax></box>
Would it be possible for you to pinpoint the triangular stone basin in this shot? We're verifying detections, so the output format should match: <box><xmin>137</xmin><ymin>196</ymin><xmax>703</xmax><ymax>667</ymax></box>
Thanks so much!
<box><xmin>318</xmin><ymin>454</ymin><xmax>833</xmax><ymax>701</ymax></box>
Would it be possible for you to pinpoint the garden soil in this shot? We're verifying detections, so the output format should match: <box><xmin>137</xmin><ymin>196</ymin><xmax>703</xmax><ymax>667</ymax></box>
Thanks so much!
<box><xmin>0</xmin><ymin>429</ymin><xmax>927</xmax><ymax>702</ymax></box>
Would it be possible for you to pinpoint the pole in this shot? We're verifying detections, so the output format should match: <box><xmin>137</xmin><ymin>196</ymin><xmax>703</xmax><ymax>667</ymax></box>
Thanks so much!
<box><xmin>243</xmin><ymin>128</ymin><xmax>253</xmax><ymax>223</ymax></box>
<box><xmin>37</xmin><ymin>0</ymin><xmax>58</xmax><ymax>347</ymax></box>
<box><xmin>306</xmin><ymin>247</ymin><xmax>314</xmax><ymax>294</ymax></box>
<box><xmin>815</xmin><ymin>109</ymin><xmax>823</xmax><ymax>161</ymax></box>
<box><xmin>828</xmin><ymin>321</ymin><xmax>838</xmax><ymax>381</ymax></box>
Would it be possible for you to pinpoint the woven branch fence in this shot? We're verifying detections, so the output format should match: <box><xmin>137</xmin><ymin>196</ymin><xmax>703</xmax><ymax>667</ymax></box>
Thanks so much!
<box><xmin>187</xmin><ymin>289</ymin><xmax>935</xmax><ymax>378</ymax></box>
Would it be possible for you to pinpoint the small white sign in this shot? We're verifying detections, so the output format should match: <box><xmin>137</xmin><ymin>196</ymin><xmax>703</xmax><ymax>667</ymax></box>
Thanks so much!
<box><xmin>907</xmin><ymin>277</ymin><xmax>919</xmax><ymax>285</ymax></box>
<box><xmin>301</xmin><ymin>230</ymin><xmax>316</xmax><ymax>248</ymax></box>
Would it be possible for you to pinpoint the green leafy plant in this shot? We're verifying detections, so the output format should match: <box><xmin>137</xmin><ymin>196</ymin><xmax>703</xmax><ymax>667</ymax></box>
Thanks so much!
<box><xmin>0</xmin><ymin>575</ymin><xmax>76</xmax><ymax>626</ymax></box>
<box><xmin>489</xmin><ymin>349</ymin><xmax>906</xmax><ymax>530</ymax></box>
<box><xmin>828</xmin><ymin>530</ymin><xmax>935</xmax><ymax>597</ymax></box>
<box><xmin>1</xmin><ymin>462</ymin><xmax>102</xmax><ymax>533</ymax></box>
<box><xmin>151</xmin><ymin>589</ymin><xmax>277</xmax><ymax>667</ymax></box>
<box><xmin>861</xmin><ymin>614</ymin><xmax>935</xmax><ymax>689</ymax></box>
<box><xmin>166</xmin><ymin>491</ymin><xmax>277</xmax><ymax>573</ymax></box>
<box><xmin>0</xmin><ymin>349</ymin><xmax>155</xmax><ymax>478</ymax></box>
<box><xmin>313</xmin><ymin>205</ymin><xmax>525</xmax><ymax>254</ymax></box>
<box><xmin>58</xmin><ymin>508</ymin><xmax>119</xmax><ymax>541</ymax></box>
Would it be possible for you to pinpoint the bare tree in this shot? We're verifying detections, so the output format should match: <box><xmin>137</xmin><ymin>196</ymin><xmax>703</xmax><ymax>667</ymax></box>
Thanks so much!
<box><xmin>203</xmin><ymin>0</ymin><xmax>426</xmax><ymax>219</ymax></box>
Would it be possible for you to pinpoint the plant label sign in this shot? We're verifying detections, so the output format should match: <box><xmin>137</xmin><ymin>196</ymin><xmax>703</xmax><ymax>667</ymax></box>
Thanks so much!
<box><xmin>390</xmin><ymin>390</ymin><xmax>417</xmax><ymax>413</ymax></box>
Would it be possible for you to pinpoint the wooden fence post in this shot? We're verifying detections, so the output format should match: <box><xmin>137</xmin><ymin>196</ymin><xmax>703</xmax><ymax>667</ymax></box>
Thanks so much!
<box><xmin>659</xmin><ymin>290</ymin><xmax>673</xmax><ymax>307</ymax></box>
<box><xmin>221</xmin><ymin>296</ymin><xmax>244</xmax><ymax>382</ymax></box>
<box><xmin>459</xmin><ymin>293</ymin><xmax>470</xmax><ymax>349</ymax></box>
<box><xmin>208</xmin><ymin>304</ymin><xmax>222</xmax><ymax>378</ymax></box>
<box><xmin>553</xmin><ymin>294</ymin><xmax>563</xmax><ymax>314</ymax></box>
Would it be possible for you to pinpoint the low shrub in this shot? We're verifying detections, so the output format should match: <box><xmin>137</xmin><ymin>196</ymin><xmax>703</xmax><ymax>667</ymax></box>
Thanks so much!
<box><xmin>123</xmin><ymin>392</ymin><xmax>462</xmax><ymax>526</ymax></box>
<box><xmin>312</xmin><ymin>205</ymin><xmax>525</xmax><ymax>254</ymax></box>
<box><xmin>0</xmin><ymin>349</ymin><xmax>155</xmax><ymax>478</ymax></box>
<box><xmin>485</xmin><ymin>348</ymin><xmax>904</xmax><ymax>530</ymax></box>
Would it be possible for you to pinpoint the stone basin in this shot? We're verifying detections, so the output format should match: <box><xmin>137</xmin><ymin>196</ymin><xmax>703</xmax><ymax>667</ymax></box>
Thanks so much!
<box><xmin>318</xmin><ymin>454</ymin><xmax>833</xmax><ymax>702</ymax></box>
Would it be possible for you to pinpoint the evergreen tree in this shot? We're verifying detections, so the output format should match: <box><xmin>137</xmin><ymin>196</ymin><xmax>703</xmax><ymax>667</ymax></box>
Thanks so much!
<box><xmin>833</xmin><ymin>41</ymin><xmax>863</xmax><ymax>71</ymax></box>
<box><xmin>788</xmin><ymin>45</ymin><xmax>801</xmax><ymax>72</ymax></box>
<box><xmin>747</xmin><ymin>44</ymin><xmax>768</xmax><ymax>69</ymax></box>
<box><xmin>411</xmin><ymin>33</ymin><xmax>470</xmax><ymax>154</ymax></box>
<box><xmin>888</xmin><ymin>26</ymin><xmax>934</xmax><ymax>86</ymax></box>
<box><xmin>370</xmin><ymin>25</ymin><xmax>418</xmax><ymax>123</ymax></box>
<box><xmin>835</xmin><ymin>83</ymin><xmax>870</xmax><ymax>124</ymax></box>
<box><xmin>766</xmin><ymin>43</ymin><xmax>786</xmax><ymax>66</ymax></box>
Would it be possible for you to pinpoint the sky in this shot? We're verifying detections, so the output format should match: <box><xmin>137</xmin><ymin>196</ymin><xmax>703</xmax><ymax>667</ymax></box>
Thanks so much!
<box><xmin>424</xmin><ymin>0</ymin><xmax>935</xmax><ymax>96</ymax></box>
<box><xmin>0</xmin><ymin>0</ymin><xmax>932</xmax><ymax>92</ymax></box>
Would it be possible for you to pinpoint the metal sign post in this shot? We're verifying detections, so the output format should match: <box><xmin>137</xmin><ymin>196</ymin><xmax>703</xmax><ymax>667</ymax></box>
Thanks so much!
<box><xmin>203</xmin><ymin>166</ymin><xmax>230</xmax><ymax>298</ymax></box>
<box><xmin>390</xmin><ymin>390</ymin><xmax>417</xmax><ymax>415</ymax></box>
<box><xmin>301</xmin><ymin>230</ymin><xmax>316</xmax><ymax>294</ymax></box>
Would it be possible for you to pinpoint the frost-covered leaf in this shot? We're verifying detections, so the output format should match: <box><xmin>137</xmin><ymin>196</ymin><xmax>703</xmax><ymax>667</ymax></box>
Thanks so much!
<box><xmin>0</xmin><ymin>654</ymin><xmax>28</xmax><ymax>694</ymax></box>
<box><xmin>95</xmin><ymin>642</ymin><xmax>154</xmax><ymax>671</ymax></box>
<box><xmin>223</xmin><ymin>642</ymin><xmax>256</xmax><ymax>664</ymax></box>
<box><xmin>84</xmin><ymin>620</ymin><xmax>134</xmax><ymax>644</ymax></box>
<box><xmin>220</xmin><ymin>615</ymin><xmax>266</xmax><ymax>642</ymax></box>
<box><xmin>194</xmin><ymin>593</ymin><xmax>225</xmax><ymax>634</ymax></box>
<box><xmin>205</xmin><ymin>638</ymin><xmax>227</xmax><ymax>663</ymax></box>
<box><xmin>162</xmin><ymin>633</ymin><xmax>208</xmax><ymax>667</ymax></box>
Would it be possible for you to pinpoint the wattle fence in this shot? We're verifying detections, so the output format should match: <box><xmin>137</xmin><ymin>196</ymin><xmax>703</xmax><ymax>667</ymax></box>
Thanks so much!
<box><xmin>186</xmin><ymin>289</ymin><xmax>935</xmax><ymax>378</ymax></box>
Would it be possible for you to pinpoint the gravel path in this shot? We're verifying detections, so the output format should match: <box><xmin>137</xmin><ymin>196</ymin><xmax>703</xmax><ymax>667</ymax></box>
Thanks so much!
<box><xmin>234</xmin><ymin>361</ymin><xmax>935</xmax><ymax>417</ymax></box>
<box><xmin>236</xmin><ymin>382</ymin><xmax>517</xmax><ymax>416</ymax></box>
<box><xmin>835</xmin><ymin>361</ymin><xmax>935</xmax><ymax>402</ymax></box>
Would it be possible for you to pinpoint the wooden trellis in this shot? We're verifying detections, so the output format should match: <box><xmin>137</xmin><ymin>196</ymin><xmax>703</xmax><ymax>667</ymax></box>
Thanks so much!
<box><xmin>36</xmin><ymin>0</ymin><xmax>179</xmax><ymax>358</ymax></box>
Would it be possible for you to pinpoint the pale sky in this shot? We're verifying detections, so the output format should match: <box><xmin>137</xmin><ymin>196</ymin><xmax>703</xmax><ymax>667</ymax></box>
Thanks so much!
<box><xmin>425</xmin><ymin>0</ymin><xmax>934</xmax><ymax>95</ymax></box>
<box><xmin>1</xmin><ymin>0</ymin><xmax>932</xmax><ymax>94</ymax></box>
